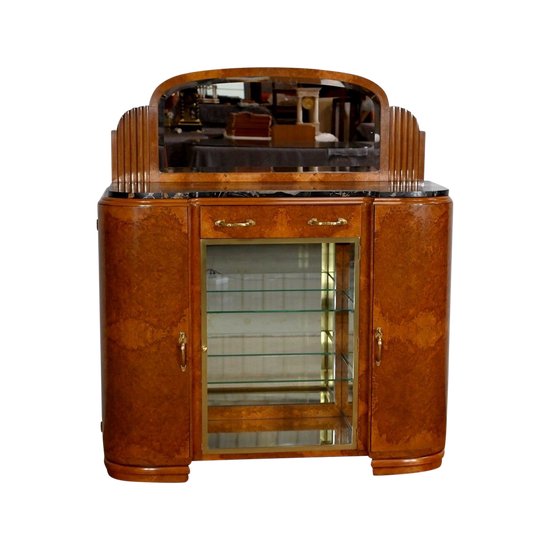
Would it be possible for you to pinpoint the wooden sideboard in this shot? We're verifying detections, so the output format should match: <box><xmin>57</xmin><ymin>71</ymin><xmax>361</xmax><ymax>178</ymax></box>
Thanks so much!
<box><xmin>98</xmin><ymin>68</ymin><xmax>452</xmax><ymax>482</ymax></box>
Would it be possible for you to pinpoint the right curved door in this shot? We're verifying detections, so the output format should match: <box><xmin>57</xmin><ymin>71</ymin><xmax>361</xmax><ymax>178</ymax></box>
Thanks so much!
<box><xmin>370</xmin><ymin>197</ymin><xmax>452</xmax><ymax>474</ymax></box>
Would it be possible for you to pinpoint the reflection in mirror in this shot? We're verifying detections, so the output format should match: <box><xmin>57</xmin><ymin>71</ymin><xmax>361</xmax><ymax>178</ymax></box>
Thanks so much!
<box><xmin>158</xmin><ymin>76</ymin><xmax>381</xmax><ymax>173</ymax></box>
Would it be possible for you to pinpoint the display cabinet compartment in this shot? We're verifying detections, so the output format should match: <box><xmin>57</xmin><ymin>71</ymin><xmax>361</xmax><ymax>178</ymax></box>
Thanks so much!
<box><xmin>203</xmin><ymin>240</ymin><xmax>357</xmax><ymax>452</ymax></box>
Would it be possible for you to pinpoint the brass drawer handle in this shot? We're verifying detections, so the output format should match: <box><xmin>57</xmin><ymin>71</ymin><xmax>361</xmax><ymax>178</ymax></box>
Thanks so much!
<box><xmin>374</xmin><ymin>327</ymin><xmax>383</xmax><ymax>366</ymax></box>
<box><xmin>214</xmin><ymin>219</ymin><xmax>256</xmax><ymax>228</ymax></box>
<box><xmin>179</xmin><ymin>332</ymin><xmax>187</xmax><ymax>372</ymax></box>
<box><xmin>308</xmin><ymin>217</ymin><xmax>348</xmax><ymax>226</ymax></box>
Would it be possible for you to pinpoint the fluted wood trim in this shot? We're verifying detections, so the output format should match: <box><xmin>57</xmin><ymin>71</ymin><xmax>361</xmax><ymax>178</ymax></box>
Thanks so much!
<box><xmin>111</xmin><ymin>130</ymin><xmax>117</xmax><ymax>184</ymax></box>
<box><xmin>111</xmin><ymin>106</ymin><xmax>151</xmax><ymax>192</ymax></box>
<box><xmin>389</xmin><ymin>107</ymin><xmax>425</xmax><ymax>183</ymax></box>
<box><xmin>108</xmin><ymin>76</ymin><xmax>428</xmax><ymax>188</ymax></box>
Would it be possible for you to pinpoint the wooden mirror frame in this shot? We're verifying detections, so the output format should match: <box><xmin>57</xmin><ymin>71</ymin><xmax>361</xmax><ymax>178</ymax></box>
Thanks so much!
<box><xmin>111</xmin><ymin>68</ymin><xmax>425</xmax><ymax>193</ymax></box>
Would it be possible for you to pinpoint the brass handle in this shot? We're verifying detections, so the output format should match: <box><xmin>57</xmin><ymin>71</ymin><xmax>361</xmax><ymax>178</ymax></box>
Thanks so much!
<box><xmin>214</xmin><ymin>219</ymin><xmax>256</xmax><ymax>228</ymax></box>
<box><xmin>307</xmin><ymin>217</ymin><xmax>348</xmax><ymax>226</ymax></box>
<box><xmin>375</xmin><ymin>327</ymin><xmax>383</xmax><ymax>366</ymax></box>
<box><xmin>179</xmin><ymin>332</ymin><xmax>187</xmax><ymax>372</ymax></box>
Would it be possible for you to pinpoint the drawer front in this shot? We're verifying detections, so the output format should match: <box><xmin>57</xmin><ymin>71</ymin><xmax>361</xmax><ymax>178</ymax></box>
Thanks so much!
<box><xmin>200</xmin><ymin>204</ymin><xmax>362</xmax><ymax>238</ymax></box>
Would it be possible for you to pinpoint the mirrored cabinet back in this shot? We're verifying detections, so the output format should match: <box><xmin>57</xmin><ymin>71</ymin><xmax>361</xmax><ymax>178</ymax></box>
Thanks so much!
<box><xmin>98</xmin><ymin>68</ymin><xmax>451</xmax><ymax>482</ymax></box>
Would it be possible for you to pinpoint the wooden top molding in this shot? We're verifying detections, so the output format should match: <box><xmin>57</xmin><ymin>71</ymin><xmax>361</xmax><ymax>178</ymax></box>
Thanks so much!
<box><xmin>148</xmin><ymin>67</ymin><xmax>389</xmax><ymax>108</ymax></box>
<box><xmin>110</xmin><ymin>68</ymin><xmax>427</xmax><ymax>193</ymax></box>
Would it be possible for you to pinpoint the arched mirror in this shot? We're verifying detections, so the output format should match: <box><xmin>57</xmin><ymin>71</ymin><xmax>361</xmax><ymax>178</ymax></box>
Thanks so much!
<box><xmin>157</xmin><ymin>74</ymin><xmax>382</xmax><ymax>174</ymax></box>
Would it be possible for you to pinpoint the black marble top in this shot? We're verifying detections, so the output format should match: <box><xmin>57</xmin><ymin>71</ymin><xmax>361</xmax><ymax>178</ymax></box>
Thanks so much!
<box><xmin>105</xmin><ymin>181</ymin><xmax>448</xmax><ymax>200</ymax></box>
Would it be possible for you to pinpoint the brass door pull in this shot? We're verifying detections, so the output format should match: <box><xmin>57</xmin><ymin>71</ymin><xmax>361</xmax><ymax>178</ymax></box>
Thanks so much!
<box><xmin>179</xmin><ymin>332</ymin><xmax>187</xmax><ymax>372</ymax></box>
<box><xmin>214</xmin><ymin>219</ymin><xmax>256</xmax><ymax>228</ymax></box>
<box><xmin>308</xmin><ymin>217</ymin><xmax>348</xmax><ymax>226</ymax></box>
<box><xmin>375</xmin><ymin>327</ymin><xmax>383</xmax><ymax>366</ymax></box>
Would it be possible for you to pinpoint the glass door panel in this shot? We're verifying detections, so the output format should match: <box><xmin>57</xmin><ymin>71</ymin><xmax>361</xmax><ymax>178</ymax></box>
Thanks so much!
<box><xmin>203</xmin><ymin>240</ymin><xmax>357</xmax><ymax>452</ymax></box>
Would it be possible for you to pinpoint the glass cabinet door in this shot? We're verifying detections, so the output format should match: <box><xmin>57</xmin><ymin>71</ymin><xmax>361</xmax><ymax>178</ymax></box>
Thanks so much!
<box><xmin>203</xmin><ymin>240</ymin><xmax>358</xmax><ymax>452</ymax></box>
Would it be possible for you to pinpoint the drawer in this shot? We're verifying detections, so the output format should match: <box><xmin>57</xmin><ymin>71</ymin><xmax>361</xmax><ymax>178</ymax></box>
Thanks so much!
<box><xmin>200</xmin><ymin>204</ymin><xmax>362</xmax><ymax>238</ymax></box>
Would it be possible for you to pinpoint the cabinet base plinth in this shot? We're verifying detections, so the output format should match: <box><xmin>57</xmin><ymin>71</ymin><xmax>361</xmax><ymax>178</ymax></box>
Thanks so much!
<box><xmin>371</xmin><ymin>451</ymin><xmax>444</xmax><ymax>475</ymax></box>
<box><xmin>105</xmin><ymin>460</ymin><xmax>191</xmax><ymax>482</ymax></box>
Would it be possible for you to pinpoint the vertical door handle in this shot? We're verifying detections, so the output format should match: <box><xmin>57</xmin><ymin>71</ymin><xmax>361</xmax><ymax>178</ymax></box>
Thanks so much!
<box><xmin>374</xmin><ymin>327</ymin><xmax>383</xmax><ymax>366</ymax></box>
<box><xmin>179</xmin><ymin>332</ymin><xmax>187</xmax><ymax>372</ymax></box>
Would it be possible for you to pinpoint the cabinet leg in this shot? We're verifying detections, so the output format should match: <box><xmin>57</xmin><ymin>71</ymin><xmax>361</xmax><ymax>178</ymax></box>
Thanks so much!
<box><xmin>371</xmin><ymin>451</ymin><xmax>444</xmax><ymax>475</ymax></box>
<box><xmin>105</xmin><ymin>460</ymin><xmax>191</xmax><ymax>482</ymax></box>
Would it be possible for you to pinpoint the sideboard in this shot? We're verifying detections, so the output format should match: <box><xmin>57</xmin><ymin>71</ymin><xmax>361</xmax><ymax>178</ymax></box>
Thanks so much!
<box><xmin>98</xmin><ymin>68</ymin><xmax>452</xmax><ymax>482</ymax></box>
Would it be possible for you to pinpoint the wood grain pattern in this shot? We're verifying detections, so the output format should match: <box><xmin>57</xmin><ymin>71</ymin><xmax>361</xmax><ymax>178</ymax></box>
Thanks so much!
<box><xmin>371</xmin><ymin>451</ymin><xmax>444</xmax><ymax>475</ymax></box>
<box><xmin>388</xmin><ymin>107</ymin><xmax>425</xmax><ymax>183</ymax></box>
<box><xmin>108</xmin><ymin>67</ymin><xmax>399</xmax><ymax>187</ymax></box>
<box><xmin>111</xmin><ymin>106</ymin><xmax>151</xmax><ymax>192</ymax></box>
<box><xmin>104</xmin><ymin>460</ymin><xmax>190</xmax><ymax>483</ymax></box>
<box><xmin>100</xmin><ymin>69</ymin><xmax>450</xmax><ymax>480</ymax></box>
<box><xmin>370</xmin><ymin>198</ymin><xmax>452</xmax><ymax>462</ymax></box>
<box><xmin>98</xmin><ymin>199</ymin><xmax>191</xmax><ymax>481</ymax></box>
<box><xmin>98</xmin><ymin>194</ymin><xmax>451</xmax><ymax>478</ymax></box>
<box><xmin>108</xmin><ymin>69</ymin><xmax>430</xmax><ymax>189</ymax></box>
<box><xmin>200</xmin><ymin>202</ymin><xmax>363</xmax><ymax>239</ymax></box>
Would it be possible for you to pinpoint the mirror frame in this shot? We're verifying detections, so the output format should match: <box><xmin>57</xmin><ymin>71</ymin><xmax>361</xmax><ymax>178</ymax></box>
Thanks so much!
<box><xmin>111</xmin><ymin>68</ymin><xmax>425</xmax><ymax>192</ymax></box>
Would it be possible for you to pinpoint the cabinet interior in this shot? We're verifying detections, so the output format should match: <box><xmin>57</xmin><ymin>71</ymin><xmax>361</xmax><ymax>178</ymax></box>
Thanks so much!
<box><xmin>203</xmin><ymin>240</ymin><xmax>358</xmax><ymax>452</ymax></box>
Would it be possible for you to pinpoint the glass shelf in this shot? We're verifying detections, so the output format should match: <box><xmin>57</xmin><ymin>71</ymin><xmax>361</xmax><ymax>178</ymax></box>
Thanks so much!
<box><xmin>207</xmin><ymin>354</ymin><xmax>353</xmax><ymax>383</ymax></box>
<box><xmin>207</xmin><ymin>271</ymin><xmax>337</xmax><ymax>292</ymax></box>
<box><xmin>208</xmin><ymin>312</ymin><xmax>354</xmax><ymax>341</ymax></box>
<box><xmin>207</xmin><ymin>273</ymin><xmax>353</xmax><ymax>314</ymax></box>
<box><xmin>208</xmin><ymin>389</ymin><xmax>336</xmax><ymax>406</ymax></box>
<box><xmin>207</xmin><ymin>297</ymin><xmax>353</xmax><ymax>314</ymax></box>
<box><xmin>207</xmin><ymin>332</ymin><xmax>337</xmax><ymax>355</ymax></box>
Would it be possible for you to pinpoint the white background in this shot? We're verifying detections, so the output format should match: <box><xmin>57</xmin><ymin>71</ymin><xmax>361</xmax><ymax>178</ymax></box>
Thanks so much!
<box><xmin>2</xmin><ymin>1</ymin><xmax>549</xmax><ymax>548</ymax></box>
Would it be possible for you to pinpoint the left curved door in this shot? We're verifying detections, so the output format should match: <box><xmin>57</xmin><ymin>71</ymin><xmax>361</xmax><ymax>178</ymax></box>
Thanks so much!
<box><xmin>98</xmin><ymin>199</ymin><xmax>191</xmax><ymax>482</ymax></box>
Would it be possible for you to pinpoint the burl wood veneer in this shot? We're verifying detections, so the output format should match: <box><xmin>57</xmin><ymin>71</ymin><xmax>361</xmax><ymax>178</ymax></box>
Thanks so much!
<box><xmin>371</xmin><ymin>198</ymin><xmax>452</xmax><ymax>474</ymax></box>
<box><xmin>99</xmin><ymin>68</ymin><xmax>452</xmax><ymax>482</ymax></box>
<box><xmin>99</xmin><ymin>202</ymin><xmax>191</xmax><ymax>481</ymax></box>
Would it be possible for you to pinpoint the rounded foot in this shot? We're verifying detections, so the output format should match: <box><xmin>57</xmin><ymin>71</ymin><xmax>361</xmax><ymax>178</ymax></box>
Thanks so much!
<box><xmin>105</xmin><ymin>460</ymin><xmax>191</xmax><ymax>482</ymax></box>
<box><xmin>371</xmin><ymin>451</ymin><xmax>444</xmax><ymax>475</ymax></box>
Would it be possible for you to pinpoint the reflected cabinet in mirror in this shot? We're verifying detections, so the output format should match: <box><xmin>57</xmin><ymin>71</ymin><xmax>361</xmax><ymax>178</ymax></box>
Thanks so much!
<box><xmin>100</xmin><ymin>67</ymin><xmax>451</xmax><ymax>483</ymax></box>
